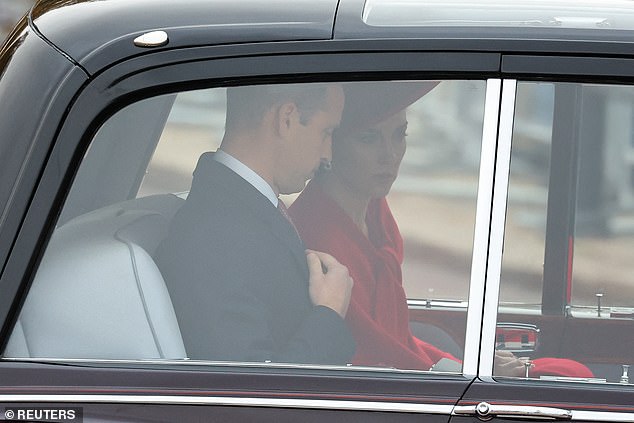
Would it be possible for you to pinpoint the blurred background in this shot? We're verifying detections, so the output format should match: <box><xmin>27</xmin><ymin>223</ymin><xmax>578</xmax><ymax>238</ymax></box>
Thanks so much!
<box><xmin>1</xmin><ymin>0</ymin><xmax>33</xmax><ymax>43</ymax></box>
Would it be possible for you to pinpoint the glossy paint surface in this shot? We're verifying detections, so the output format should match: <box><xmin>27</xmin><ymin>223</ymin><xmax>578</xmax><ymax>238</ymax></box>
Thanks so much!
<box><xmin>31</xmin><ymin>0</ymin><xmax>338</xmax><ymax>73</ymax></box>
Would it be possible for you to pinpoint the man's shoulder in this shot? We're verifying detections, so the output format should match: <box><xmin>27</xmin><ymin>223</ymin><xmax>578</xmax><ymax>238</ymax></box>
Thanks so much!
<box><xmin>190</xmin><ymin>154</ymin><xmax>276</xmax><ymax>214</ymax></box>
<box><xmin>168</xmin><ymin>182</ymin><xmax>278</xmax><ymax>249</ymax></box>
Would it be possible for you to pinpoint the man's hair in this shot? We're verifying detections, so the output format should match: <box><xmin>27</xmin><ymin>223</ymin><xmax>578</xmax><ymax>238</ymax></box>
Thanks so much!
<box><xmin>225</xmin><ymin>83</ymin><xmax>332</xmax><ymax>131</ymax></box>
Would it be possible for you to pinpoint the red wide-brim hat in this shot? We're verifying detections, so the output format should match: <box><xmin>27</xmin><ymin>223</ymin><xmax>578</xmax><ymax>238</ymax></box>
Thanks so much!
<box><xmin>336</xmin><ymin>80</ymin><xmax>440</xmax><ymax>137</ymax></box>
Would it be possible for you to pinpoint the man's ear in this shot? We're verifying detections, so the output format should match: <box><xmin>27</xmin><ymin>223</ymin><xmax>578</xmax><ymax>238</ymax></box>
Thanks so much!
<box><xmin>276</xmin><ymin>101</ymin><xmax>299</xmax><ymax>138</ymax></box>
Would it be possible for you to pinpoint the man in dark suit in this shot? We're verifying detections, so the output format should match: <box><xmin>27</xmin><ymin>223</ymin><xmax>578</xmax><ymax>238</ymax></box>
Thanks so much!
<box><xmin>156</xmin><ymin>83</ymin><xmax>355</xmax><ymax>364</ymax></box>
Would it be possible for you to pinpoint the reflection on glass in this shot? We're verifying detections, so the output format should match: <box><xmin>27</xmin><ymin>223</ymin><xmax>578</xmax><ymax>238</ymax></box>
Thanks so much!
<box><xmin>573</xmin><ymin>85</ymin><xmax>634</xmax><ymax>312</ymax></box>
<box><xmin>501</xmin><ymin>82</ymin><xmax>553</xmax><ymax>307</ymax></box>
<box><xmin>289</xmin><ymin>81</ymin><xmax>485</xmax><ymax>370</ymax></box>
<box><xmin>146</xmin><ymin>80</ymin><xmax>487</xmax><ymax>370</ymax></box>
<box><xmin>364</xmin><ymin>0</ymin><xmax>634</xmax><ymax>31</ymax></box>
<box><xmin>9</xmin><ymin>80</ymin><xmax>488</xmax><ymax>373</ymax></box>
<box><xmin>499</xmin><ymin>81</ymin><xmax>634</xmax><ymax>384</ymax></box>
<box><xmin>140</xmin><ymin>88</ymin><xmax>226</xmax><ymax>196</ymax></box>
<box><xmin>392</xmin><ymin>81</ymin><xmax>485</xmax><ymax>303</ymax></box>
<box><xmin>144</xmin><ymin>81</ymin><xmax>487</xmax><ymax>305</ymax></box>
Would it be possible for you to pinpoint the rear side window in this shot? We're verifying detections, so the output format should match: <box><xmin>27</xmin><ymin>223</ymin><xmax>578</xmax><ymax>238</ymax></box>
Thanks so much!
<box><xmin>4</xmin><ymin>80</ymin><xmax>489</xmax><ymax>374</ymax></box>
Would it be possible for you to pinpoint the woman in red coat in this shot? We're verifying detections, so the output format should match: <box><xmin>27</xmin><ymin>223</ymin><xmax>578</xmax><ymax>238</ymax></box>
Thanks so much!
<box><xmin>289</xmin><ymin>81</ymin><xmax>593</xmax><ymax>377</ymax></box>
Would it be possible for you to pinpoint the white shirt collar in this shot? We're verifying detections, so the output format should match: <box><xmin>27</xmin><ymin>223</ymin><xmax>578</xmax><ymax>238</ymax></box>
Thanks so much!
<box><xmin>213</xmin><ymin>149</ymin><xmax>278</xmax><ymax>207</ymax></box>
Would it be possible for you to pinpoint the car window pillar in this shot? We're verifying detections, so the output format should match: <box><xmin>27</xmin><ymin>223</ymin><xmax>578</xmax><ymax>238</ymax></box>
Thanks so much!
<box><xmin>542</xmin><ymin>84</ymin><xmax>582</xmax><ymax>316</ymax></box>
<box><xmin>462</xmin><ymin>78</ymin><xmax>506</xmax><ymax>377</ymax></box>
<box><xmin>476</xmin><ymin>79</ymin><xmax>517</xmax><ymax>378</ymax></box>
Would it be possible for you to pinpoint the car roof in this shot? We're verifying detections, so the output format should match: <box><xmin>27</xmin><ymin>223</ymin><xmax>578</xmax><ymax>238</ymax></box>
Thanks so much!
<box><xmin>30</xmin><ymin>0</ymin><xmax>634</xmax><ymax>75</ymax></box>
<box><xmin>30</xmin><ymin>0</ymin><xmax>339</xmax><ymax>73</ymax></box>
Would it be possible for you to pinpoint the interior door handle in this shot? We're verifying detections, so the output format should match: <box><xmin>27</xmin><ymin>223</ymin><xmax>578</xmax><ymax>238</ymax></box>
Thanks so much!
<box><xmin>453</xmin><ymin>401</ymin><xmax>573</xmax><ymax>421</ymax></box>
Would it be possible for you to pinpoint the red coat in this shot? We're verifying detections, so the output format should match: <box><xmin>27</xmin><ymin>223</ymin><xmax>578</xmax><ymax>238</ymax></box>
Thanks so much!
<box><xmin>290</xmin><ymin>181</ymin><xmax>457</xmax><ymax>369</ymax></box>
<box><xmin>290</xmin><ymin>181</ymin><xmax>593</xmax><ymax>377</ymax></box>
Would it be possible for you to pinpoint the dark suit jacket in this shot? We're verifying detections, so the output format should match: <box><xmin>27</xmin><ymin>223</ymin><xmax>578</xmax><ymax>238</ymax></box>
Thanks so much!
<box><xmin>155</xmin><ymin>152</ymin><xmax>354</xmax><ymax>364</ymax></box>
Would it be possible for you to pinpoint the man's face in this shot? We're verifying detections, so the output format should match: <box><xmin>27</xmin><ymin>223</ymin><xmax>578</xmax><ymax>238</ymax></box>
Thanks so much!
<box><xmin>276</xmin><ymin>85</ymin><xmax>345</xmax><ymax>195</ymax></box>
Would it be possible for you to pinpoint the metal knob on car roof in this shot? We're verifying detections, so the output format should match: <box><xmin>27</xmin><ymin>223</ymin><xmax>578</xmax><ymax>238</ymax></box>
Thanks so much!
<box><xmin>134</xmin><ymin>31</ymin><xmax>169</xmax><ymax>48</ymax></box>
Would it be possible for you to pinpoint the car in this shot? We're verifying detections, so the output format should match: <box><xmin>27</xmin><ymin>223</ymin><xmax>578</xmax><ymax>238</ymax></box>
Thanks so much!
<box><xmin>0</xmin><ymin>0</ymin><xmax>633</xmax><ymax>421</ymax></box>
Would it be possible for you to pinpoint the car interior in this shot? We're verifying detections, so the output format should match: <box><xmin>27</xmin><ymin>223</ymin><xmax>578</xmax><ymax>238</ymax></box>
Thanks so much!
<box><xmin>5</xmin><ymin>95</ymin><xmax>188</xmax><ymax>360</ymax></box>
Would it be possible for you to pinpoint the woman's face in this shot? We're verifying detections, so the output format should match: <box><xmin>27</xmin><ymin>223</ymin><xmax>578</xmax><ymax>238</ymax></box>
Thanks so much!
<box><xmin>332</xmin><ymin>110</ymin><xmax>407</xmax><ymax>200</ymax></box>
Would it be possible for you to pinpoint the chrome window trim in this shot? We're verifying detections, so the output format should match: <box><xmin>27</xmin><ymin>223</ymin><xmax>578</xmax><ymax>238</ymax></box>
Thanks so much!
<box><xmin>1</xmin><ymin>357</ymin><xmax>467</xmax><ymax>376</ymax></box>
<box><xmin>462</xmin><ymin>78</ymin><xmax>502</xmax><ymax>377</ymax></box>
<box><xmin>407</xmin><ymin>299</ymin><xmax>468</xmax><ymax>310</ymax></box>
<box><xmin>572</xmin><ymin>410</ymin><xmax>634</xmax><ymax>423</ymax></box>
<box><xmin>452</xmin><ymin>404</ymin><xmax>634</xmax><ymax>423</ymax></box>
<box><xmin>0</xmin><ymin>395</ymin><xmax>632</xmax><ymax>421</ymax></box>
<box><xmin>479</xmin><ymin>79</ymin><xmax>517</xmax><ymax>377</ymax></box>
<box><xmin>0</xmin><ymin>357</ymin><xmax>424</xmax><ymax>376</ymax></box>
<box><xmin>0</xmin><ymin>394</ymin><xmax>453</xmax><ymax>414</ymax></box>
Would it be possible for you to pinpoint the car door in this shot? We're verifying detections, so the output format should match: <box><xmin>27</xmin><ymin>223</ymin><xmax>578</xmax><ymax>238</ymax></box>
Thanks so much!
<box><xmin>0</xmin><ymin>43</ymin><xmax>505</xmax><ymax>421</ymax></box>
<box><xmin>452</xmin><ymin>57</ymin><xmax>634</xmax><ymax>423</ymax></box>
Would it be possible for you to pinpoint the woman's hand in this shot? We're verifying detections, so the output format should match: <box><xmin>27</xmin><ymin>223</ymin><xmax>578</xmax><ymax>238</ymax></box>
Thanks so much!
<box><xmin>494</xmin><ymin>350</ymin><xmax>527</xmax><ymax>377</ymax></box>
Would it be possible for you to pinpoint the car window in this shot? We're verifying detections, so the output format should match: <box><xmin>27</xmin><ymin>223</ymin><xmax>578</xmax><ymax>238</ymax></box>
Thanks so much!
<box><xmin>144</xmin><ymin>81</ymin><xmax>486</xmax><ymax>308</ymax></box>
<box><xmin>5</xmin><ymin>80</ymin><xmax>488</xmax><ymax>374</ymax></box>
<box><xmin>500</xmin><ymin>82</ymin><xmax>553</xmax><ymax>308</ymax></box>
<box><xmin>497</xmin><ymin>81</ymin><xmax>634</xmax><ymax>385</ymax></box>
<box><xmin>363</xmin><ymin>0</ymin><xmax>634</xmax><ymax>31</ymax></box>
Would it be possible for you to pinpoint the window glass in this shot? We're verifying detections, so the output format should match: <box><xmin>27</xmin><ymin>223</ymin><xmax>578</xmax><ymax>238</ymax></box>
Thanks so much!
<box><xmin>394</xmin><ymin>81</ymin><xmax>485</xmax><ymax>305</ymax></box>
<box><xmin>500</xmin><ymin>82</ymin><xmax>553</xmax><ymax>307</ymax></box>
<box><xmin>6</xmin><ymin>80</ymin><xmax>487</xmax><ymax>373</ymax></box>
<box><xmin>140</xmin><ymin>88</ymin><xmax>226</xmax><ymax>197</ymax></box>
<box><xmin>498</xmin><ymin>81</ymin><xmax>634</xmax><ymax>385</ymax></box>
<box><xmin>364</xmin><ymin>0</ymin><xmax>634</xmax><ymax>31</ymax></box>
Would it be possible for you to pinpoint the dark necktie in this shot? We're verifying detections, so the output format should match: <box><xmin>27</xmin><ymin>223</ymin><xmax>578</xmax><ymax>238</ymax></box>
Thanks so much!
<box><xmin>278</xmin><ymin>200</ymin><xmax>301</xmax><ymax>240</ymax></box>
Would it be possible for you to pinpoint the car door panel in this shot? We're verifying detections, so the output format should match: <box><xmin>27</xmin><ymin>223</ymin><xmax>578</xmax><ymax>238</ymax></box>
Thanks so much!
<box><xmin>0</xmin><ymin>361</ymin><xmax>469</xmax><ymax>422</ymax></box>
<box><xmin>452</xmin><ymin>379</ymin><xmax>634</xmax><ymax>423</ymax></box>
